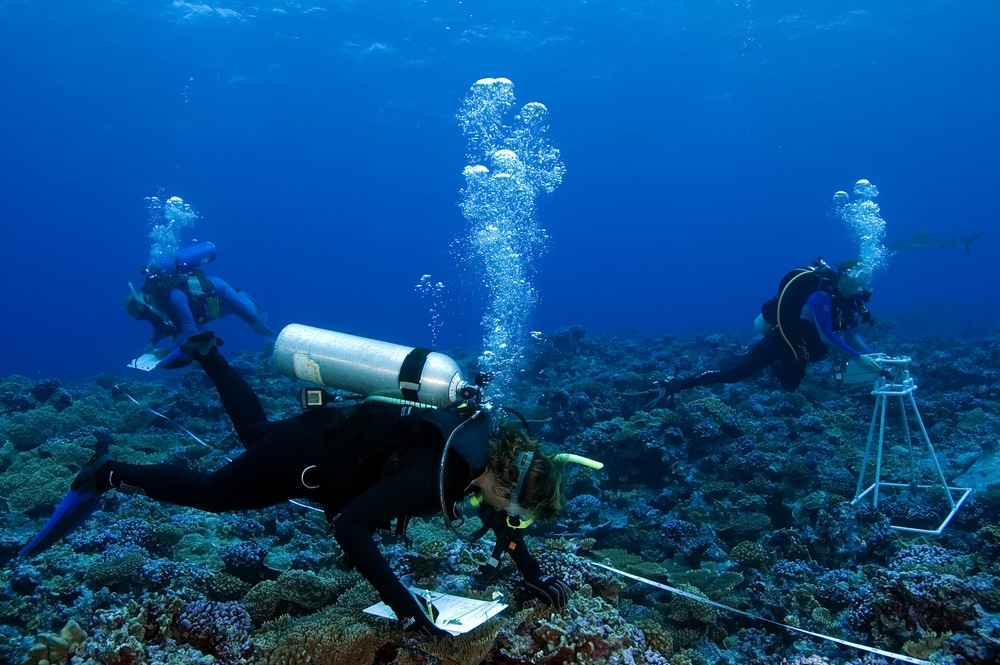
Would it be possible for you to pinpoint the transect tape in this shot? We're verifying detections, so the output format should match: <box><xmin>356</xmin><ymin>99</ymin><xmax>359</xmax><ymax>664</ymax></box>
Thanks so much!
<box><xmin>589</xmin><ymin>561</ymin><xmax>930</xmax><ymax>665</ymax></box>
<box><xmin>111</xmin><ymin>383</ymin><xmax>931</xmax><ymax>665</ymax></box>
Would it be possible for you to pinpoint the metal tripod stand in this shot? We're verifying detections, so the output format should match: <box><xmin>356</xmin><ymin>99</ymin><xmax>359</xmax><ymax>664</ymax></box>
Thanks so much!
<box><xmin>851</xmin><ymin>354</ymin><xmax>972</xmax><ymax>535</ymax></box>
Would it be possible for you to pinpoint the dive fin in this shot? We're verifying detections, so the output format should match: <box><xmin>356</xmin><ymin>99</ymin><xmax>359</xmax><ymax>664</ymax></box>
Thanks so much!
<box><xmin>153</xmin><ymin>346</ymin><xmax>195</xmax><ymax>370</ymax></box>
<box><xmin>244</xmin><ymin>293</ymin><xmax>277</xmax><ymax>337</ymax></box>
<box><xmin>252</xmin><ymin>322</ymin><xmax>278</xmax><ymax>337</ymax></box>
<box><xmin>19</xmin><ymin>455</ymin><xmax>112</xmax><ymax>558</ymax></box>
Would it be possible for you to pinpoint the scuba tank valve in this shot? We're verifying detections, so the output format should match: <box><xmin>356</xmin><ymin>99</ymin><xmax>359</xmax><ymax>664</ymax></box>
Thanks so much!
<box><xmin>273</xmin><ymin>324</ymin><xmax>471</xmax><ymax>408</ymax></box>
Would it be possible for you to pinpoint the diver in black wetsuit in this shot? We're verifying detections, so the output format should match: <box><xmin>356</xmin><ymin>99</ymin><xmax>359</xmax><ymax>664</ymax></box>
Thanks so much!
<box><xmin>645</xmin><ymin>259</ymin><xmax>881</xmax><ymax>408</ymax></box>
<box><xmin>23</xmin><ymin>335</ymin><xmax>571</xmax><ymax>638</ymax></box>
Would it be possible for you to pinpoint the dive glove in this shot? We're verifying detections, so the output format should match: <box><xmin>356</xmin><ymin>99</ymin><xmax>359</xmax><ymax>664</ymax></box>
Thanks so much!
<box><xmin>645</xmin><ymin>380</ymin><xmax>674</xmax><ymax>410</ymax></box>
<box><xmin>526</xmin><ymin>576</ymin><xmax>571</xmax><ymax>610</ymax></box>
<box><xmin>856</xmin><ymin>354</ymin><xmax>881</xmax><ymax>374</ymax></box>
<box><xmin>393</xmin><ymin>590</ymin><xmax>448</xmax><ymax>638</ymax></box>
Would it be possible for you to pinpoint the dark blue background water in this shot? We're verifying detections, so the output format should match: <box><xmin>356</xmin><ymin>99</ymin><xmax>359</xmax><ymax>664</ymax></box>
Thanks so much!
<box><xmin>2</xmin><ymin>1</ymin><xmax>996</xmax><ymax>382</ymax></box>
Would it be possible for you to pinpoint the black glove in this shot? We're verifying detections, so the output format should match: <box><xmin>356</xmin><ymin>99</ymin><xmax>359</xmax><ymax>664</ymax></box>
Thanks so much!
<box><xmin>476</xmin><ymin>558</ymin><xmax>504</xmax><ymax>587</ymax></box>
<box><xmin>525</xmin><ymin>576</ymin><xmax>571</xmax><ymax>610</ymax></box>
<box><xmin>644</xmin><ymin>380</ymin><xmax>674</xmax><ymax>410</ymax></box>
<box><xmin>393</xmin><ymin>591</ymin><xmax>449</xmax><ymax>638</ymax></box>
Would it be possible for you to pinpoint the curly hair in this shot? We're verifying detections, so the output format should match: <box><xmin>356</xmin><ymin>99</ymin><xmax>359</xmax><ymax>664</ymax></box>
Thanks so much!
<box><xmin>486</xmin><ymin>422</ymin><xmax>564</xmax><ymax>522</ymax></box>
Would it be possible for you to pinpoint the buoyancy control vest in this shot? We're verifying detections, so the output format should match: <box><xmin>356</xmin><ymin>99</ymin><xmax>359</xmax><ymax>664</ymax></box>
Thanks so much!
<box><xmin>760</xmin><ymin>263</ymin><xmax>837</xmax><ymax>360</ymax></box>
<box><xmin>141</xmin><ymin>269</ymin><xmax>221</xmax><ymax>324</ymax></box>
<box><xmin>318</xmin><ymin>399</ymin><xmax>490</xmax><ymax>518</ymax></box>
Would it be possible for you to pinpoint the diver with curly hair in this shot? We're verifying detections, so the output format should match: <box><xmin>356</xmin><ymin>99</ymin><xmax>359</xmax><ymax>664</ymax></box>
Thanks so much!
<box><xmin>21</xmin><ymin>333</ymin><xmax>574</xmax><ymax>638</ymax></box>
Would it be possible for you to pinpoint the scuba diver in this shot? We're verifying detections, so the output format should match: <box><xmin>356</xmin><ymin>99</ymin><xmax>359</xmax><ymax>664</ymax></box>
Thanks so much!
<box><xmin>124</xmin><ymin>242</ymin><xmax>276</xmax><ymax>371</ymax></box>
<box><xmin>646</xmin><ymin>258</ymin><xmax>881</xmax><ymax>408</ymax></box>
<box><xmin>20</xmin><ymin>332</ymin><xmax>584</xmax><ymax>638</ymax></box>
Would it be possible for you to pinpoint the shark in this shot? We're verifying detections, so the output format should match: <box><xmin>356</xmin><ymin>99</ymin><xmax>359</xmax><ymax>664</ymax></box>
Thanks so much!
<box><xmin>886</xmin><ymin>230</ymin><xmax>984</xmax><ymax>253</ymax></box>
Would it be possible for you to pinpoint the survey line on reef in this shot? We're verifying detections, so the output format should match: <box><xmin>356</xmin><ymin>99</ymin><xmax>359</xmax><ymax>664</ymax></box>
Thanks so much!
<box><xmin>113</xmin><ymin>385</ymin><xmax>323</xmax><ymax>513</ymax></box>
<box><xmin>589</xmin><ymin>562</ymin><xmax>930</xmax><ymax>665</ymax></box>
<box><xmin>112</xmin><ymin>383</ymin><xmax>922</xmax><ymax>664</ymax></box>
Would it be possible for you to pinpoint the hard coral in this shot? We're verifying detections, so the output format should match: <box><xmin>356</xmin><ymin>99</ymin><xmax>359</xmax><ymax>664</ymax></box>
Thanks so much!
<box><xmin>848</xmin><ymin>569</ymin><xmax>982</xmax><ymax>639</ymax></box>
<box><xmin>218</xmin><ymin>539</ymin><xmax>276</xmax><ymax>583</ymax></box>
<box><xmin>174</xmin><ymin>600</ymin><xmax>256</xmax><ymax>664</ymax></box>
<box><xmin>85</xmin><ymin>551</ymin><xmax>148</xmax><ymax>589</ymax></box>
<box><xmin>730</xmin><ymin>540</ymin><xmax>767</xmax><ymax>569</ymax></box>
<box><xmin>0</xmin><ymin>449</ymin><xmax>72</xmax><ymax>514</ymax></box>
<box><xmin>497</xmin><ymin>594</ymin><xmax>662</xmax><ymax>664</ymax></box>
<box><xmin>243</xmin><ymin>569</ymin><xmax>355</xmax><ymax>624</ymax></box>
<box><xmin>418</xmin><ymin>617</ymin><xmax>503</xmax><ymax>665</ymax></box>
<box><xmin>21</xmin><ymin>619</ymin><xmax>87</xmax><ymax>665</ymax></box>
<box><xmin>255</xmin><ymin>605</ymin><xmax>378</xmax><ymax>665</ymax></box>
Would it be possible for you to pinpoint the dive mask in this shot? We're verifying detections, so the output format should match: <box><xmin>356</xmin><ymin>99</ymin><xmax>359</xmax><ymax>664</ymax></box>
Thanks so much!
<box><xmin>503</xmin><ymin>451</ymin><xmax>537</xmax><ymax>529</ymax></box>
<box><xmin>470</xmin><ymin>451</ymin><xmax>605</xmax><ymax>530</ymax></box>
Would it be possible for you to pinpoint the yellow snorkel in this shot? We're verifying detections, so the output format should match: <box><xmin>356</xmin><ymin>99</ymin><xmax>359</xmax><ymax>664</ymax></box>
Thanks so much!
<box><xmin>505</xmin><ymin>453</ymin><xmax>604</xmax><ymax>529</ymax></box>
<box><xmin>553</xmin><ymin>453</ymin><xmax>604</xmax><ymax>470</ymax></box>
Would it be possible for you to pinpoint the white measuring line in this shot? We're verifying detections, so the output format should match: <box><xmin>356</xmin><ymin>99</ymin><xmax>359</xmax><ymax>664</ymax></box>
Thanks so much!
<box><xmin>589</xmin><ymin>561</ymin><xmax>929</xmax><ymax>665</ymax></box>
<box><xmin>113</xmin><ymin>385</ymin><xmax>932</xmax><ymax>663</ymax></box>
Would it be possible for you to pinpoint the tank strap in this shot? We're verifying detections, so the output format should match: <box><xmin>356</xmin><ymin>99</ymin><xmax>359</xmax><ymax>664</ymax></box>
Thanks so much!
<box><xmin>398</xmin><ymin>347</ymin><xmax>433</xmax><ymax>402</ymax></box>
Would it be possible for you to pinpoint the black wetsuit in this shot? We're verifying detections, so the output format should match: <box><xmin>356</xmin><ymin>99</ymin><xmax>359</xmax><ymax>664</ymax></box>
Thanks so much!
<box><xmin>106</xmin><ymin>351</ymin><xmax>543</xmax><ymax>627</ymax></box>
<box><xmin>673</xmin><ymin>320</ymin><xmax>825</xmax><ymax>393</ymax></box>
<box><xmin>670</xmin><ymin>290</ymin><xmax>871</xmax><ymax>394</ymax></box>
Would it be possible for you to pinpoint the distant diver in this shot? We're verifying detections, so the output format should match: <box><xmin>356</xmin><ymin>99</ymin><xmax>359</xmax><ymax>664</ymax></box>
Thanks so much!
<box><xmin>124</xmin><ymin>241</ymin><xmax>276</xmax><ymax>371</ymax></box>
<box><xmin>646</xmin><ymin>258</ymin><xmax>880</xmax><ymax>408</ymax></box>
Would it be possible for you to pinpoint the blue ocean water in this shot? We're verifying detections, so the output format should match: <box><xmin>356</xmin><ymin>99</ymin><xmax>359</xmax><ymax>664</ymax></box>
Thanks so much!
<box><xmin>1</xmin><ymin>1</ymin><xmax>996</xmax><ymax>382</ymax></box>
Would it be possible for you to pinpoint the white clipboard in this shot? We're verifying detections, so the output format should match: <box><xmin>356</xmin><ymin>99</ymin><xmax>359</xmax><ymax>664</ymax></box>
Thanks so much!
<box><xmin>364</xmin><ymin>587</ymin><xmax>507</xmax><ymax>635</ymax></box>
<box><xmin>127</xmin><ymin>352</ymin><xmax>160</xmax><ymax>372</ymax></box>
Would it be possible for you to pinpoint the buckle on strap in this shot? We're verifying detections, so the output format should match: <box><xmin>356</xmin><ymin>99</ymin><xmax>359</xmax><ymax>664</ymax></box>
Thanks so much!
<box><xmin>398</xmin><ymin>347</ymin><xmax>433</xmax><ymax>402</ymax></box>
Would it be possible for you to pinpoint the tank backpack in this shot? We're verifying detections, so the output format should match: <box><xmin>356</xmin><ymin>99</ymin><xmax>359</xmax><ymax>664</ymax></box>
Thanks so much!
<box><xmin>759</xmin><ymin>260</ymin><xmax>837</xmax><ymax>358</ymax></box>
<box><xmin>141</xmin><ymin>269</ymin><xmax>220</xmax><ymax>323</ymax></box>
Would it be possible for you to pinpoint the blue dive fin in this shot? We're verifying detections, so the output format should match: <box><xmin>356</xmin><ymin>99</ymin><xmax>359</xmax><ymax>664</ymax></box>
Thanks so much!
<box><xmin>243</xmin><ymin>293</ymin><xmax>277</xmax><ymax>337</ymax></box>
<box><xmin>19</xmin><ymin>456</ymin><xmax>110</xmax><ymax>558</ymax></box>
<box><xmin>155</xmin><ymin>346</ymin><xmax>195</xmax><ymax>370</ymax></box>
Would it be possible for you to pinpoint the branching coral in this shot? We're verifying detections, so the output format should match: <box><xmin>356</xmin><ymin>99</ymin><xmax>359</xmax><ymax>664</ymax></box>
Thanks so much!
<box><xmin>496</xmin><ymin>594</ymin><xmax>660</xmax><ymax>664</ymax></box>
<box><xmin>254</xmin><ymin>606</ymin><xmax>379</xmax><ymax>665</ymax></box>
<box><xmin>174</xmin><ymin>600</ymin><xmax>256</xmax><ymax>663</ymax></box>
<box><xmin>418</xmin><ymin>617</ymin><xmax>504</xmax><ymax>665</ymax></box>
<box><xmin>85</xmin><ymin>551</ymin><xmax>148</xmax><ymax>588</ymax></box>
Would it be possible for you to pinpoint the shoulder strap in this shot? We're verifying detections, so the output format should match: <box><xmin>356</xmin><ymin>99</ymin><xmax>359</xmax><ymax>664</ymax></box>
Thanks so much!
<box><xmin>775</xmin><ymin>268</ymin><xmax>821</xmax><ymax>360</ymax></box>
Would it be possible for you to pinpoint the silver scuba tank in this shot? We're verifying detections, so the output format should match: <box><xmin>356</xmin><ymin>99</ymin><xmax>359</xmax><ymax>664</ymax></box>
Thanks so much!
<box><xmin>273</xmin><ymin>324</ymin><xmax>470</xmax><ymax>408</ymax></box>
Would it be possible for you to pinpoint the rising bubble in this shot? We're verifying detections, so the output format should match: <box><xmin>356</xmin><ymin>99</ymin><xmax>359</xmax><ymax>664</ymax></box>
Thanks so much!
<box><xmin>146</xmin><ymin>195</ymin><xmax>200</xmax><ymax>265</ymax></box>
<box><xmin>833</xmin><ymin>179</ymin><xmax>890</xmax><ymax>277</ymax></box>
<box><xmin>456</xmin><ymin>78</ymin><xmax>564</xmax><ymax>399</ymax></box>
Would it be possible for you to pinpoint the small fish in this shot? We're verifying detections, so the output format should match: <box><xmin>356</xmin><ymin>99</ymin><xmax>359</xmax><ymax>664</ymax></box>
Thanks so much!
<box><xmin>886</xmin><ymin>230</ymin><xmax>984</xmax><ymax>253</ymax></box>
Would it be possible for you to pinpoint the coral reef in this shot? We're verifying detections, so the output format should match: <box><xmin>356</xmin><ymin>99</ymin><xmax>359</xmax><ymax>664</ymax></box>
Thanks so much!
<box><xmin>2</xmin><ymin>329</ymin><xmax>999</xmax><ymax>665</ymax></box>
